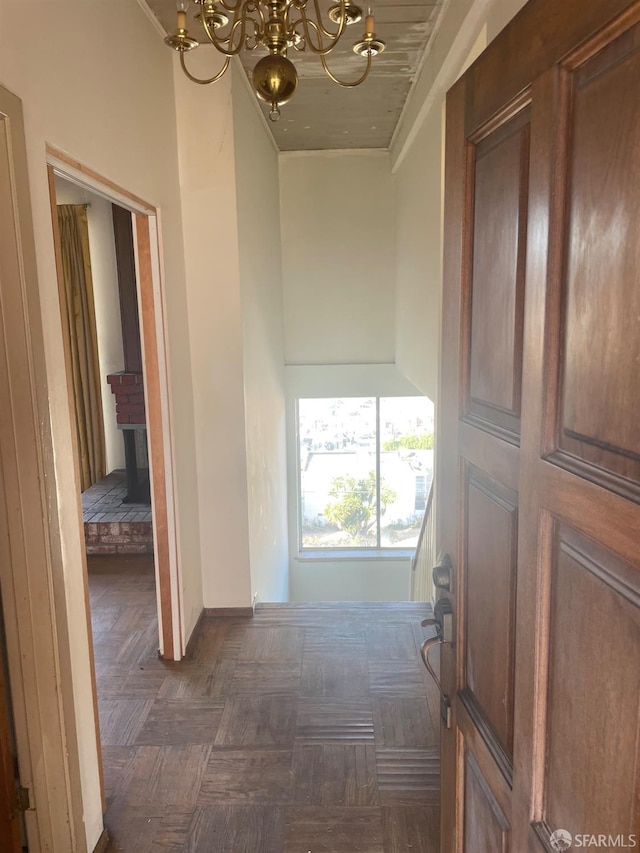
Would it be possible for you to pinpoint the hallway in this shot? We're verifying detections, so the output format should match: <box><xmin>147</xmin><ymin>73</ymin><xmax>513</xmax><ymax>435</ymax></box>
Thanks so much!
<box><xmin>90</xmin><ymin>557</ymin><xmax>440</xmax><ymax>852</ymax></box>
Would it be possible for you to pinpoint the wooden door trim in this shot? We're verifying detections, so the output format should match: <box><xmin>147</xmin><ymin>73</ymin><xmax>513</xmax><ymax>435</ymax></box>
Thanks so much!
<box><xmin>133</xmin><ymin>214</ymin><xmax>183</xmax><ymax>662</ymax></box>
<box><xmin>438</xmin><ymin>72</ymin><xmax>467</xmax><ymax>853</ymax></box>
<box><xmin>0</xmin><ymin>597</ymin><xmax>22</xmax><ymax>851</ymax></box>
<box><xmin>46</xmin><ymin>164</ymin><xmax>106</xmax><ymax>815</ymax></box>
<box><xmin>0</xmin><ymin>87</ymin><xmax>86</xmax><ymax>851</ymax></box>
<box><xmin>46</xmin><ymin>146</ymin><xmax>183</xmax><ymax>662</ymax></box>
<box><xmin>45</xmin><ymin>146</ymin><xmax>155</xmax><ymax>214</ymax></box>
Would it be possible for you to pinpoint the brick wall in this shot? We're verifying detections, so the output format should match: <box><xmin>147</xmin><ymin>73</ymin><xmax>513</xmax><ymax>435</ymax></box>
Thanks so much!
<box><xmin>85</xmin><ymin>521</ymin><xmax>153</xmax><ymax>555</ymax></box>
<box><xmin>106</xmin><ymin>371</ymin><xmax>146</xmax><ymax>425</ymax></box>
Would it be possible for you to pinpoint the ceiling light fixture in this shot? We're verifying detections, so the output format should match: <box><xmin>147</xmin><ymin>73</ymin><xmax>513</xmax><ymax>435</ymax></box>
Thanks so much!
<box><xmin>165</xmin><ymin>0</ymin><xmax>385</xmax><ymax>121</ymax></box>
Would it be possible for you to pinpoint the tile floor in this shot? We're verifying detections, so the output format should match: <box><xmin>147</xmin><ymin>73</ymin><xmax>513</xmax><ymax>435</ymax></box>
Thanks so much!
<box><xmin>89</xmin><ymin>555</ymin><xmax>441</xmax><ymax>852</ymax></box>
<box><xmin>82</xmin><ymin>471</ymin><xmax>152</xmax><ymax>523</ymax></box>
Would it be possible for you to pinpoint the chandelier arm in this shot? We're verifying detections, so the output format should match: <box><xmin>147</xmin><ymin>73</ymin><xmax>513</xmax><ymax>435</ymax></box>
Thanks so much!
<box><xmin>288</xmin><ymin>15</ymin><xmax>306</xmax><ymax>39</ymax></box>
<box><xmin>311</xmin><ymin>0</ymin><xmax>346</xmax><ymax>39</ymax></box>
<box><xmin>216</xmin><ymin>0</ymin><xmax>245</xmax><ymax>14</ymax></box>
<box><xmin>286</xmin><ymin>16</ymin><xmax>308</xmax><ymax>50</ymax></box>
<box><xmin>199</xmin><ymin>8</ymin><xmax>239</xmax><ymax>52</ymax></box>
<box><xmin>232</xmin><ymin>1</ymin><xmax>261</xmax><ymax>50</ymax></box>
<box><xmin>240</xmin><ymin>0</ymin><xmax>262</xmax><ymax>31</ymax></box>
<box><xmin>230</xmin><ymin>15</ymin><xmax>251</xmax><ymax>49</ymax></box>
<box><xmin>179</xmin><ymin>51</ymin><xmax>231</xmax><ymax>83</ymax></box>
<box><xmin>200</xmin><ymin>3</ymin><xmax>253</xmax><ymax>55</ymax></box>
<box><xmin>300</xmin><ymin>15</ymin><xmax>345</xmax><ymax>56</ymax></box>
<box><xmin>320</xmin><ymin>50</ymin><xmax>372</xmax><ymax>86</ymax></box>
<box><xmin>244</xmin><ymin>16</ymin><xmax>262</xmax><ymax>50</ymax></box>
<box><xmin>255</xmin><ymin>2</ymin><xmax>267</xmax><ymax>30</ymax></box>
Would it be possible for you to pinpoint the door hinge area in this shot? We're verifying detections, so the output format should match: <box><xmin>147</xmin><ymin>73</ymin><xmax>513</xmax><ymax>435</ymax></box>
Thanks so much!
<box><xmin>15</xmin><ymin>785</ymin><xmax>30</xmax><ymax>813</ymax></box>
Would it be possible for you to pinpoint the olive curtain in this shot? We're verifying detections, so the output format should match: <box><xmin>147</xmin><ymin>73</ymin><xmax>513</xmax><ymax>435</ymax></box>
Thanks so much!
<box><xmin>57</xmin><ymin>204</ymin><xmax>106</xmax><ymax>491</ymax></box>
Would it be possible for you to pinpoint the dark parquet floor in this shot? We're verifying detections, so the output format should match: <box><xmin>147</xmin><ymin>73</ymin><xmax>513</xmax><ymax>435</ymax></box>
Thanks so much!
<box><xmin>89</xmin><ymin>555</ymin><xmax>440</xmax><ymax>853</ymax></box>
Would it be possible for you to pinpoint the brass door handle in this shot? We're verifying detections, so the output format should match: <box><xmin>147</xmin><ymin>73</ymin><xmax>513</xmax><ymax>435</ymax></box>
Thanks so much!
<box><xmin>421</xmin><ymin>635</ymin><xmax>444</xmax><ymax>693</ymax></box>
<box><xmin>420</xmin><ymin>597</ymin><xmax>453</xmax><ymax>728</ymax></box>
<box><xmin>421</xmin><ymin>597</ymin><xmax>453</xmax><ymax>642</ymax></box>
<box><xmin>420</xmin><ymin>596</ymin><xmax>453</xmax><ymax>687</ymax></box>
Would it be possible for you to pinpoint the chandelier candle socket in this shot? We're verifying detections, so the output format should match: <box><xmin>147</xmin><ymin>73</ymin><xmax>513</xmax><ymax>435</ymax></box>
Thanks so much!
<box><xmin>164</xmin><ymin>0</ymin><xmax>385</xmax><ymax>119</ymax></box>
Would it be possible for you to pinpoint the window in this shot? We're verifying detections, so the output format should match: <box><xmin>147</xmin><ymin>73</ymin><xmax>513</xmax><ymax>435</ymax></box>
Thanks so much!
<box><xmin>298</xmin><ymin>396</ymin><xmax>434</xmax><ymax>551</ymax></box>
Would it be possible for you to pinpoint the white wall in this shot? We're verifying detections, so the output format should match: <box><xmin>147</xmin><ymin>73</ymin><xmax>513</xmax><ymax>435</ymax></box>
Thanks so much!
<box><xmin>280</xmin><ymin>151</ymin><xmax>396</xmax><ymax>365</ymax></box>
<box><xmin>291</xmin><ymin>557</ymin><xmax>411</xmax><ymax>602</ymax></box>
<box><xmin>54</xmin><ymin>179</ymin><xmax>126</xmax><ymax>474</ymax></box>
<box><xmin>233</xmin><ymin>66</ymin><xmax>289</xmax><ymax>604</ymax></box>
<box><xmin>0</xmin><ymin>2</ymin><xmax>200</xmax><ymax>847</ymax></box>
<box><xmin>173</xmin><ymin>55</ymin><xmax>252</xmax><ymax>610</ymax></box>
<box><xmin>173</xmin><ymin>57</ymin><xmax>290</xmax><ymax>609</ymax></box>
<box><xmin>394</xmin><ymin>106</ymin><xmax>443</xmax><ymax>401</ymax></box>
<box><xmin>391</xmin><ymin>0</ymin><xmax>528</xmax><ymax>398</ymax></box>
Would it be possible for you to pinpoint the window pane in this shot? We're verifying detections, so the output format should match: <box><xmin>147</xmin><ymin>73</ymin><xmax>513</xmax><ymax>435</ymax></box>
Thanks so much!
<box><xmin>299</xmin><ymin>398</ymin><xmax>377</xmax><ymax>548</ymax></box>
<box><xmin>379</xmin><ymin>396</ymin><xmax>435</xmax><ymax>548</ymax></box>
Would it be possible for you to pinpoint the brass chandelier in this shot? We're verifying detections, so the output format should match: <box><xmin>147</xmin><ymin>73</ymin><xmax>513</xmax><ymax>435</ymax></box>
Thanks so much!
<box><xmin>165</xmin><ymin>0</ymin><xmax>385</xmax><ymax>120</ymax></box>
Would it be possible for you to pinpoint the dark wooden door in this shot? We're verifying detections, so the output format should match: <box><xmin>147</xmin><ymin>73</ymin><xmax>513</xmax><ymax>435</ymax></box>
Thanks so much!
<box><xmin>438</xmin><ymin>1</ymin><xmax>640</xmax><ymax>850</ymax></box>
<box><xmin>0</xmin><ymin>598</ymin><xmax>22</xmax><ymax>852</ymax></box>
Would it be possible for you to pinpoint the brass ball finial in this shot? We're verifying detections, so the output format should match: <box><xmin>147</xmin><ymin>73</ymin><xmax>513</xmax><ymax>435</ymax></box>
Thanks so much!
<box><xmin>252</xmin><ymin>55</ymin><xmax>298</xmax><ymax>114</ymax></box>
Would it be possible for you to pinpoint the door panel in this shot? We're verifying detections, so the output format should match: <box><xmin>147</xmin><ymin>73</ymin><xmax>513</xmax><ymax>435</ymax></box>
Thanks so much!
<box><xmin>439</xmin><ymin>1</ymin><xmax>640</xmax><ymax>851</ymax></box>
<box><xmin>542</xmin><ymin>526</ymin><xmax>640</xmax><ymax>839</ymax></box>
<box><xmin>463</xmin><ymin>749</ymin><xmax>510</xmax><ymax>853</ymax></box>
<box><xmin>466</xmin><ymin>107</ymin><xmax>530</xmax><ymax>439</ymax></box>
<box><xmin>553</xmin><ymin>22</ymin><xmax>640</xmax><ymax>495</ymax></box>
<box><xmin>463</xmin><ymin>468</ymin><xmax>517</xmax><ymax>766</ymax></box>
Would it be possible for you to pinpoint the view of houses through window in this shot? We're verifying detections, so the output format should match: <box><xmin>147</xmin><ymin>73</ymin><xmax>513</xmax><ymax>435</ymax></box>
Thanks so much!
<box><xmin>298</xmin><ymin>396</ymin><xmax>434</xmax><ymax>550</ymax></box>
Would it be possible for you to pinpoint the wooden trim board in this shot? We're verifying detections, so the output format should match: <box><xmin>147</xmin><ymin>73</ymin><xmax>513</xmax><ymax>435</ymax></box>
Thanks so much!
<box><xmin>204</xmin><ymin>608</ymin><xmax>255</xmax><ymax>618</ymax></box>
<box><xmin>0</xmin><ymin>88</ymin><xmax>86</xmax><ymax>851</ymax></box>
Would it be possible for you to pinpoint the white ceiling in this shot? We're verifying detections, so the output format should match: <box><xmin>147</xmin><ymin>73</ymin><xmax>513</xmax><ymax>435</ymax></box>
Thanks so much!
<box><xmin>144</xmin><ymin>0</ymin><xmax>444</xmax><ymax>150</ymax></box>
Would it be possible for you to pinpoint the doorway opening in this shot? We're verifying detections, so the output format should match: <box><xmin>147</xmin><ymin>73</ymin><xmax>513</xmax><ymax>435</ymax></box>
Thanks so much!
<box><xmin>47</xmin><ymin>149</ymin><xmax>182</xmax><ymax>665</ymax></box>
<box><xmin>47</xmin><ymin>150</ymin><xmax>184</xmax><ymax>829</ymax></box>
<box><xmin>53</xmin><ymin>178</ymin><xmax>155</xmax><ymax>562</ymax></box>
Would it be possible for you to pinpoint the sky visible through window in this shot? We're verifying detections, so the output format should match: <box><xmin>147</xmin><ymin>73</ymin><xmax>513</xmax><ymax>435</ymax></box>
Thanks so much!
<box><xmin>298</xmin><ymin>396</ymin><xmax>434</xmax><ymax>550</ymax></box>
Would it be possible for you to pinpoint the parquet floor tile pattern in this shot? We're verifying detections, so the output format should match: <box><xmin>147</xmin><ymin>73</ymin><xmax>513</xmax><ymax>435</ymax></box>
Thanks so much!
<box><xmin>90</xmin><ymin>556</ymin><xmax>440</xmax><ymax>852</ymax></box>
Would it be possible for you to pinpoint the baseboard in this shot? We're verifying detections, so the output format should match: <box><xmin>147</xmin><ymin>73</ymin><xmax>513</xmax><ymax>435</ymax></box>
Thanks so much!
<box><xmin>184</xmin><ymin>608</ymin><xmax>205</xmax><ymax>658</ymax></box>
<box><xmin>203</xmin><ymin>607</ymin><xmax>254</xmax><ymax>618</ymax></box>
<box><xmin>184</xmin><ymin>607</ymin><xmax>253</xmax><ymax>657</ymax></box>
<box><xmin>93</xmin><ymin>828</ymin><xmax>110</xmax><ymax>853</ymax></box>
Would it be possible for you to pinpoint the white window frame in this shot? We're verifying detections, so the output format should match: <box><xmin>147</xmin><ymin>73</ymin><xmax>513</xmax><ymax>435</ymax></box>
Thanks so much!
<box><xmin>295</xmin><ymin>394</ymin><xmax>429</xmax><ymax>557</ymax></box>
